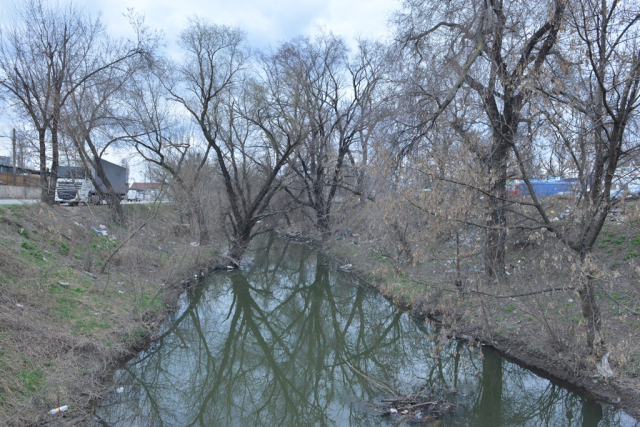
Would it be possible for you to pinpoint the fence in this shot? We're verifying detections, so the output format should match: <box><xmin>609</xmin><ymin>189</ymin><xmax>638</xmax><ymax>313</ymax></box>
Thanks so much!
<box><xmin>0</xmin><ymin>185</ymin><xmax>40</xmax><ymax>199</ymax></box>
<box><xmin>0</xmin><ymin>172</ymin><xmax>41</xmax><ymax>188</ymax></box>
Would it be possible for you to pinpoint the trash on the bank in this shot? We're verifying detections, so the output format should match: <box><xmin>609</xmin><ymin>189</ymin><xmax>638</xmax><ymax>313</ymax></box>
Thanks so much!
<box><xmin>389</xmin><ymin>408</ymin><xmax>398</xmax><ymax>414</ymax></box>
<box><xmin>227</xmin><ymin>266</ymin><xmax>234</xmax><ymax>270</ymax></box>
<box><xmin>58</xmin><ymin>282</ymin><xmax>69</xmax><ymax>287</ymax></box>
<box><xmin>49</xmin><ymin>405</ymin><xmax>68</xmax><ymax>414</ymax></box>
<box><xmin>101</xmin><ymin>230</ymin><xmax>108</xmax><ymax>236</ymax></box>
<box><xmin>16</xmin><ymin>303</ymin><xmax>23</xmax><ymax>308</ymax></box>
<box><xmin>596</xmin><ymin>353</ymin><xmax>614</xmax><ymax>378</ymax></box>
<box><xmin>339</xmin><ymin>264</ymin><xmax>352</xmax><ymax>270</ymax></box>
<box><xmin>92</xmin><ymin>227</ymin><xmax>100</xmax><ymax>233</ymax></box>
<box><xmin>99</xmin><ymin>225</ymin><xmax>107</xmax><ymax>230</ymax></box>
<box><xmin>116</xmin><ymin>281</ymin><xmax>124</xmax><ymax>285</ymax></box>
<box><xmin>190</xmin><ymin>242</ymin><xmax>199</xmax><ymax>247</ymax></box>
<box><xmin>118</xmin><ymin>291</ymin><xmax>124</xmax><ymax>294</ymax></box>
<box><xmin>116</xmin><ymin>387</ymin><xmax>124</xmax><ymax>393</ymax></box>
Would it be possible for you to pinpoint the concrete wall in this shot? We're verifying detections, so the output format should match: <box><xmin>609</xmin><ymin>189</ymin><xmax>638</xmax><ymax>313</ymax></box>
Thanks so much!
<box><xmin>0</xmin><ymin>185</ymin><xmax>40</xmax><ymax>199</ymax></box>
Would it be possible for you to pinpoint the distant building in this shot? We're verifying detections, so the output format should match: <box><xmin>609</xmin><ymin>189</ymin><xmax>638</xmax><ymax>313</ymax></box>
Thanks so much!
<box><xmin>129</xmin><ymin>182</ymin><xmax>163</xmax><ymax>200</ymax></box>
<box><xmin>0</xmin><ymin>157</ymin><xmax>41</xmax><ymax>187</ymax></box>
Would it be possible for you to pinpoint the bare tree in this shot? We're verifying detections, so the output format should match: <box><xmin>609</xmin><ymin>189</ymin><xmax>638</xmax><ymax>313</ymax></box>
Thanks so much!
<box><xmin>279</xmin><ymin>34</ymin><xmax>386</xmax><ymax>233</ymax></box>
<box><xmin>122</xmin><ymin>63</ymin><xmax>216</xmax><ymax>243</ymax></box>
<box><xmin>513</xmin><ymin>0</ymin><xmax>640</xmax><ymax>350</ymax></box>
<box><xmin>0</xmin><ymin>0</ymin><xmax>147</xmax><ymax>203</ymax></box>
<box><xmin>394</xmin><ymin>0</ymin><xmax>565</xmax><ymax>283</ymax></box>
<box><xmin>167</xmin><ymin>18</ymin><xmax>310</xmax><ymax>263</ymax></box>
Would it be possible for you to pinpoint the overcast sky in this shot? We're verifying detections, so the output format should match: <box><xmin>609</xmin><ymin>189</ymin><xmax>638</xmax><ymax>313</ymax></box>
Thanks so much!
<box><xmin>94</xmin><ymin>0</ymin><xmax>399</xmax><ymax>48</ymax></box>
<box><xmin>0</xmin><ymin>0</ymin><xmax>399</xmax><ymax>178</ymax></box>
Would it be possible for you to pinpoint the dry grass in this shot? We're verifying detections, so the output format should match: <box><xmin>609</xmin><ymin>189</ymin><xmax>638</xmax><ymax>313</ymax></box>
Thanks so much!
<box><xmin>309</xmin><ymin>199</ymin><xmax>640</xmax><ymax>419</ymax></box>
<box><xmin>0</xmin><ymin>202</ymin><xmax>224</xmax><ymax>426</ymax></box>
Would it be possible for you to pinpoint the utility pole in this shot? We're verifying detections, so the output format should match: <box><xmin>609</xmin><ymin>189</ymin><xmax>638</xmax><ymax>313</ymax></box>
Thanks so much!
<box><xmin>12</xmin><ymin>128</ymin><xmax>16</xmax><ymax>186</ymax></box>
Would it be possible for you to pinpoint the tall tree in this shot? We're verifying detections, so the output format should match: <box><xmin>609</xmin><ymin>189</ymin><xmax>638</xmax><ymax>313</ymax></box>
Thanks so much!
<box><xmin>394</xmin><ymin>0</ymin><xmax>565</xmax><ymax>283</ymax></box>
<box><xmin>279</xmin><ymin>35</ymin><xmax>385</xmax><ymax>233</ymax></box>
<box><xmin>0</xmin><ymin>0</ymin><xmax>146</xmax><ymax>203</ymax></box>
<box><xmin>169</xmin><ymin>18</ymin><xmax>308</xmax><ymax>263</ymax></box>
<box><xmin>122</xmin><ymin>64</ymin><xmax>216</xmax><ymax>244</ymax></box>
<box><xmin>513</xmin><ymin>0</ymin><xmax>640</xmax><ymax>350</ymax></box>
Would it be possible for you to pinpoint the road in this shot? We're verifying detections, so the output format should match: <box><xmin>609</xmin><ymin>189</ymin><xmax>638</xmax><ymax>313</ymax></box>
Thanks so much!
<box><xmin>0</xmin><ymin>199</ymin><xmax>39</xmax><ymax>205</ymax></box>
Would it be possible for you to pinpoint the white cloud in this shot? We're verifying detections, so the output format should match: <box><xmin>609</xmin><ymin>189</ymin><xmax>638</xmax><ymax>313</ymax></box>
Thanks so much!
<box><xmin>91</xmin><ymin>0</ymin><xmax>397</xmax><ymax>48</ymax></box>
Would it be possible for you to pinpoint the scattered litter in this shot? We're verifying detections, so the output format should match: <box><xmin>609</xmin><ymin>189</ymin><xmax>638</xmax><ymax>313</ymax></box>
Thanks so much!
<box><xmin>42</xmin><ymin>257</ymin><xmax>47</xmax><ymax>261</ymax></box>
<box><xmin>568</xmin><ymin>298</ymin><xmax>574</xmax><ymax>303</ymax></box>
<box><xmin>389</xmin><ymin>408</ymin><xmax>398</xmax><ymax>414</ymax></box>
<box><xmin>118</xmin><ymin>291</ymin><xmax>124</xmax><ymax>294</ymax></box>
<box><xmin>74</xmin><ymin>221</ymin><xmax>85</xmax><ymax>228</ymax></box>
<box><xmin>91</xmin><ymin>227</ymin><xmax>100</xmax><ymax>234</ymax></box>
<box><xmin>226</xmin><ymin>266</ymin><xmax>234</xmax><ymax>270</ymax></box>
<box><xmin>116</xmin><ymin>281</ymin><xmax>124</xmax><ymax>285</ymax></box>
<box><xmin>339</xmin><ymin>264</ymin><xmax>352</xmax><ymax>270</ymax></box>
<box><xmin>596</xmin><ymin>353</ymin><xmax>614</xmax><ymax>378</ymax></box>
<box><xmin>116</xmin><ymin>387</ymin><xmax>124</xmax><ymax>394</ymax></box>
<box><xmin>58</xmin><ymin>282</ymin><xmax>70</xmax><ymax>287</ymax></box>
<box><xmin>158</xmin><ymin>246</ymin><xmax>162</xmax><ymax>251</ymax></box>
<box><xmin>84</xmin><ymin>271</ymin><xmax>96</xmax><ymax>279</ymax></box>
<box><xmin>16</xmin><ymin>303</ymin><xmax>23</xmax><ymax>308</ymax></box>
<box><xmin>99</xmin><ymin>224</ymin><xmax>107</xmax><ymax>230</ymax></box>
<box><xmin>49</xmin><ymin>405</ymin><xmax>68</xmax><ymax>415</ymax></box>
<box><xmin>101</xmin><ymin>230</ymin><xmax>108</xmax><ymax>236</ymax></box>
<box><xmin>190</xmin><ymin>242</ymin><xmax>200</xmax><ymax>247</ymax></box>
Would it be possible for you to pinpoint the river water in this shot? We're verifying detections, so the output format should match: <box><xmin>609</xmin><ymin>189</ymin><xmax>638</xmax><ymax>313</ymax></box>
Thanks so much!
<box><xmin>95</xmin><ymin>236</ymin><xmax>638</xmax><ymax>426</ymax></box>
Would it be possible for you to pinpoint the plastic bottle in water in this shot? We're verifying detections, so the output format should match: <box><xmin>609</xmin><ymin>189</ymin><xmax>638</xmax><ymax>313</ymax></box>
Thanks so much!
<box><xmin>48</xmin><ymin>405</ymin><xmax>68</xmax><ymax>414</ymax></box>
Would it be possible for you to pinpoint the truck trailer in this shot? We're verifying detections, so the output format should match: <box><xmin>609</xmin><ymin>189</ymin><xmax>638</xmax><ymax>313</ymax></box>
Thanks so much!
<box><xmin>55</xmin><ymin>159</ymin><xmax>128</xmax><ymax>205</ymax></box>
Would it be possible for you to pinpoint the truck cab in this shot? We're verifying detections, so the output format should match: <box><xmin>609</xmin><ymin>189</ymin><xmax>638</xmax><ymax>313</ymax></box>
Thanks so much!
<box><xmin>55</xmin><ymin>166</ymin><xmax>94</xmax><ymax>205</ymax></box>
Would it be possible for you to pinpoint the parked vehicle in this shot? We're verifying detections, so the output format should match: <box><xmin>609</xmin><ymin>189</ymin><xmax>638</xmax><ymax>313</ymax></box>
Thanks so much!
<box><xmin>126</xmin><ymin>189</ymin><xmax>143</xmax><ymax>202</ymax></box>
<box><xmin>55</xmin><ymin>159</ymin><xmax>128</xmax><ymax>205</ymax></box>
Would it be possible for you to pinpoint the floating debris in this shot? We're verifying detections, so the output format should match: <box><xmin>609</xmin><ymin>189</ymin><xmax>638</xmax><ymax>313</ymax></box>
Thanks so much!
<box><xmin>368</xmin><ymin>390</ymin><xmax>455</xmax><ymax>424</ymax></box>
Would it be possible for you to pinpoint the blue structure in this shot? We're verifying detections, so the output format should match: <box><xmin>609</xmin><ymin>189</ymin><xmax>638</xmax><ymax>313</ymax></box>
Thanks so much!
<box><xmin>518</xmin><ymin>179</ymin><xmax>577</xmax><ymax>197</ymax></box>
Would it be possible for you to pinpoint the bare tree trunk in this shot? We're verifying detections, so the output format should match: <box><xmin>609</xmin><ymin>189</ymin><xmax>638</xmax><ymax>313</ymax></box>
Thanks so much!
<box><xmin>49</xmin><ymin>114</ymin><xmax>60</xmax><ymax>205</ymax></box>
<box><xmin>579</xmin><ymin>256</ymin><xmax>603</xmax><ymax>352</ymax></box>
<box><xmin>38</xmin><ymin>128</ymin><xmax>50</xmax><ymax>203</ymax></box>
<box><xmin>187</xmin><ymin>190</ymin><xmax>209</xmax><ymax>245</ymax></box>
<box><xmin>485</xmin><ymin>131</ymin><xmax>510</xmax><ymax>284</ymax></box>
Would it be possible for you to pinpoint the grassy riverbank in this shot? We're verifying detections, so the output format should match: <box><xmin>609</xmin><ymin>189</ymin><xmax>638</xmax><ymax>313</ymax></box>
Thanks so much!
<box><xmin>0</xmin><ymin>202</ymin><xmax>224</xmax><ymax>426</ymax></box>
<box><xmin>285</xmin><ymin>211</ymin><xmax>640</xmax><ymax>420</ymax></box>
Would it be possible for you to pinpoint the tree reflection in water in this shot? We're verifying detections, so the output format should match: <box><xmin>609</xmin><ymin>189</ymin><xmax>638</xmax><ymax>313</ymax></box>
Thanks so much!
<box><xmin>95</xmin><ymin>235</ymin><xmax>637</xmax><ymax>427</ymax></box>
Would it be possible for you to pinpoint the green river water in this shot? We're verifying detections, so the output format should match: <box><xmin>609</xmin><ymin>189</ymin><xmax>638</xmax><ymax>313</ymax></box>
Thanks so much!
<box><xmin>95</xmin><ymin>235</ymin><xmax>638</xmax><ymax>426</ymax></box>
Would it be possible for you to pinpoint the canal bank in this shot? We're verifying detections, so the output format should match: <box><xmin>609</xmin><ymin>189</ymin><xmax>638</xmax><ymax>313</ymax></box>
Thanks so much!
<box><xmin>292</xmin><ymin>229</ymin><xmax>640</xmax><ymax>421</ymax></box>
<box><xmin>0</xmin><ymin>202</ymin><xmax>228</xmax><ymax>426</ymax></box>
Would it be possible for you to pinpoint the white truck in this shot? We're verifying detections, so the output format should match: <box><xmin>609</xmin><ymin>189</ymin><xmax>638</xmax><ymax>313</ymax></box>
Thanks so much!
<box><xmin>126</xmin><ymin>189</ymin><xmax>143</xmax><ymax>202</ymax></box>
<box><xmin>55</xmin><ymin>159</ymin><xmax>128</xmax><ymax>205</ymax></box>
